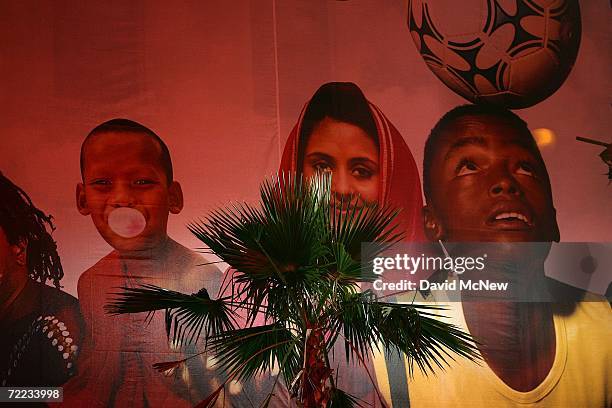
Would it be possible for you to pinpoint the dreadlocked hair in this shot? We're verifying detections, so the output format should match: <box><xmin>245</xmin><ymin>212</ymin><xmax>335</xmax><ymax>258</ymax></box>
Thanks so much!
<box><xmin>0</xmin><ymin>172</ymin><xmax>64</xmax><ymax>288</ymax></box>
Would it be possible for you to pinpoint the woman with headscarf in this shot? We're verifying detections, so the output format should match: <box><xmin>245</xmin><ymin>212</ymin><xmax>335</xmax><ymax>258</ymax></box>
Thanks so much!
<box><xmin>280</xmin><ymin>81</ymin><xmax>424</xmax><ymax>244</ymax></box>
<box><xmin>279</xmin><ymin>82</ymin><xmax>425</xmax><ymax>406</ymax></box>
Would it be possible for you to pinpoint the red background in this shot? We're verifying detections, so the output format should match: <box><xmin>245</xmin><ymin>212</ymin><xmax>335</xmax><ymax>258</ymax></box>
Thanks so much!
<box><xmin>0</xmin><ymin>0</ymin><xmax>610</xmax><ymax>296</ymax></box>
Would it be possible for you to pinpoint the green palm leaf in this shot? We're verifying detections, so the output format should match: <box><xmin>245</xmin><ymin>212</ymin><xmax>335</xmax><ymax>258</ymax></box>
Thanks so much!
<box><xmin>188</xmin><ymin>175</ymin><xmax>330</xmax><ymax>291</ymax></box>
<box><xmin>325</xmin><ymin>290</ymin><xmax>479</xmax><ymax>375</ymax></box>
<box><xmin>372</xmin><ymin>303</ymin><xmax>480</xmax><ymax>376</ymax></box>
<box><xmin>105</xmin><ymin>284</ymin><xmax>236</xmax><ymax>345</ymax></box>
<box><xmin>327</xmin><ymin>387</ymin><xmax>364</xmax><ymax>408</ymax></box>
<box><xmin>327</xmin><ymin>289</ymin><xmax>382</xmax><ymax>362</ymax></box>
<box><xmin>208</xmin><ymin>323</ymin><xmax>300</xmax><ymax>383</ymax></box>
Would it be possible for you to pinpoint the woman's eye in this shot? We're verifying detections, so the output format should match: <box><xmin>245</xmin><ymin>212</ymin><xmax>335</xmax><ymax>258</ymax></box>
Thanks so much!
<box><xmin>313</xmin><ymin>162</ymin><xmax>332</xmax><ymax>173</ymax></box>
<box><xmin>516</xmin><ymin>162</ymin><xmax>535</xmax><ymax>177</ymax></box>
<box><xmin>456</xmin><ymin>159</ymin><xmax>479</xmax><ymax>176</ymax></box>
<box><xmin>352</xmin><ymin>167</ymin><xmax>373</xmax><ymax>179</ymax></box>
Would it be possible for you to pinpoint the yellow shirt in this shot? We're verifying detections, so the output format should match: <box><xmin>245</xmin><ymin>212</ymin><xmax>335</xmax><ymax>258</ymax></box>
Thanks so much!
<box><xmin>373</xmin><ymin>294</ymin><xmax>611</xmax><ymax>407</ymax></box>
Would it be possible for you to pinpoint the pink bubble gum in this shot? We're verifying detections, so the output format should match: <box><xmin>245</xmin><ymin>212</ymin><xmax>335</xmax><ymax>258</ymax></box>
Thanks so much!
<box><xmin>108</xmin><ymin>207</ymin><xmax>146</xmax><ymax>238</ymax></box>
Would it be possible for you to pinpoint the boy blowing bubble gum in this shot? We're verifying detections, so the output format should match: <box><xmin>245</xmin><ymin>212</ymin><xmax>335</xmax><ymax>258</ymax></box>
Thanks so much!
<box><xmin>63</xmin><ymin>119</ymin><xmax>221</xmax><ymax>407</ymax></box>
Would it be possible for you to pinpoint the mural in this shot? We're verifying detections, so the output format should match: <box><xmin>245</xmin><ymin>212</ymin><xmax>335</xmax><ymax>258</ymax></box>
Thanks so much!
<box><xmin>0</xmin><ymin>1</ymin><xmax>610</xmax><ymax>406</ymax></box>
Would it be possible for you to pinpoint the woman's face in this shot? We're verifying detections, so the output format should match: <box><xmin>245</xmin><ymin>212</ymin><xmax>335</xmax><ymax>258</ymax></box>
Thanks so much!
<box><xmin>303</xmin><ymin>118</ymin><xmax>380</xmax><ymax>210</ymax></box>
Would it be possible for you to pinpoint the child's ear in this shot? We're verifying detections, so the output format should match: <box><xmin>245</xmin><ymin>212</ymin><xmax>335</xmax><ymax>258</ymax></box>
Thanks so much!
<box><xmin>12</xmin><ymin>240</ymin><xmax>27</xmax><ymax>266</ymax></box>
<box><xmin>168</xmin><ymin>181</ymin><xmax>184</xmax><ymax>214</ymax></box>
<box><xmin>423</xmin><ymin>205</ymin><xmax>444</xmax><ymax>241</ymax></box>
<box><xmin>76</xmin><ymin>183</ymin><xmax>91</xmax><ymax>215</ymax></box>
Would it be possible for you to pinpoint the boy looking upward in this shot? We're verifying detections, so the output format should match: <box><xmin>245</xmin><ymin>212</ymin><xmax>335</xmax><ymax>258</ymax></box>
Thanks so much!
<box><xmin>403</xmin><ymin>105</ymin><xmax>611</xmax><ymax>407</ymax></box>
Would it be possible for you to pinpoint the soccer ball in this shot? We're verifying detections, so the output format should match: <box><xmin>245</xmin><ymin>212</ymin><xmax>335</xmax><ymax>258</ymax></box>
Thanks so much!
<box><xmin>408</xmin><ymin>0</ymin><xmax>581</xmax><ymax>109</ymax></box>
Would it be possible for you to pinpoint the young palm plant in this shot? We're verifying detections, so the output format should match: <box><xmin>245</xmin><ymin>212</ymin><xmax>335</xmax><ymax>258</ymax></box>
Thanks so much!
<box><xmin>106</xmin><ymin>173</ymin><xmax>477</xmax><ymax>407</ymax></box>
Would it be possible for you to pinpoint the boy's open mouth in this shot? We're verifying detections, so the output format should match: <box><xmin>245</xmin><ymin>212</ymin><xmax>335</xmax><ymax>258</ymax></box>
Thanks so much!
<box><xmin>486</xmin><ymin>206</ymin><xmax>533</xmax><ymax>231</ymax></box>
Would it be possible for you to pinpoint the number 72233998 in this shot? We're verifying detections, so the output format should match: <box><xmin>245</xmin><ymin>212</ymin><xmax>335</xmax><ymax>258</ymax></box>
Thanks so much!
<box><xmin>1</xmin><ymin>387</ymin><xmax>62</xmax><ymax>402</ymax></box>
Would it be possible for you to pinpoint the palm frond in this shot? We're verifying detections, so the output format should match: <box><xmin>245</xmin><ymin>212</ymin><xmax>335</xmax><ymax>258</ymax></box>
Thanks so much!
<box><xmin>330</xmin><ymin>198</ymin><xmax>403</xmax><ymax>259</ymax></box>
<box><xmin>194</xmin><ymin>384</ymin><xmax>225</xmax><ymax>408</ymax></box>
<box><xmin>208</xmin><ymin>323</ymin><xmax>301</xmax><ymax>383</ymax></box>
<box><xmin>188</xmin><ymin>174</ymin><xmax>330</xmax><ymax>287</ymax></box>
<box><xmin>371</xmin><ymin>302</ymin><xmax>480</xmax><ymax>376</ymax></box>
<box><xmin>105</xmin><ymin>284</ymin><xmax>237</xmax><ymax>345</ymax></box>
<box><xmin>325</xmin><ymin>290</ymin><xmax>479</xmax><ymax>375</ymax></box>
<box><xmin>333</xmin><ymin>331</ymin><xmax>389</xmax><ymax>408</ymax></box>
<box><xmin>327</xmin><ymin>387</ymin><xmax>365</xmax><ymax>408</ymax></box>
<box><xmin>326</xmin><ymin>289</ymin><xmax>383</xmax><ymax>363</ymax></box>
<box><xmin>152</xmin><ymin>358</ymin><xmax>187</xmax><ymax>374</ymax></box>
<box><xmin>329</xmin><ymin>243</ymin><xmax>370</xmax><ymax>281</ymax></box>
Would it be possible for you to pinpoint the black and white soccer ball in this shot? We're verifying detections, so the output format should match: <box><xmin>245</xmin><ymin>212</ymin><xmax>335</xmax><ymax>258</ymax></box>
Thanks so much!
<box><xmin>408</xmin><ymin>0</ymin><xmax>581</xmax><ymax>109</ymax></box>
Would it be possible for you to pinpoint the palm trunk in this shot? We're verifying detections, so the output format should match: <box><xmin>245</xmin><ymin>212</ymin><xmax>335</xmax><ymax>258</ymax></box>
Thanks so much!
<box><xmin>300</xmin><ymin>327</ymin><xmax>332</xmax><ymax>408</ymax></box>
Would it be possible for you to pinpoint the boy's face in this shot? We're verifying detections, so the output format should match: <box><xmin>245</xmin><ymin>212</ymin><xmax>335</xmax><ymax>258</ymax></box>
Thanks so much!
<box><xmin>77</xmin><ymin>131</ymin><xmax>183</xmax><ymax>252</ymax></box>
<box><xmin>424</xmin><ymin>114</ymin><xmax>559</xmax><ymax>243</ymax></box>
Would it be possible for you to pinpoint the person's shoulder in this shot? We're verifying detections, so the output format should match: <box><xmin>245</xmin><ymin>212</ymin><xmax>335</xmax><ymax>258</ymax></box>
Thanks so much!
<box><xmin>166</xmin><ymin>238</ymin><xmax>221</xmax><ymax>273</ymax></box>
<box><xmin>30</xmin><ymin>284</ymin><xmax>82</xmax><ymax>384</ymax></box>
<box><xmin>574</xmin><ymin>293</ymin><xmax>612</xmax><ymax>316</ymax></box>
<box><xmin>546</xmin><ymin>278</ymin><xmax>610</xmax><ymax>314</ymax></box>
<box><xmin>557</xmin><ymin>291</ymin><xmax>612</xmax><ymax>366</ymax></box>
<box><xmin>546</xmin><ymin>277</ymin><xmax>592</xmax><ymax>302</ymax></box>
<box><xmin>32</xmin><ymin>281</ymin><xmax>84</xmax><ymax>340</ymax></box>
<box><xmin>549</xmin><ymin>282</ymin><xmax>611</xmax><ymax>331</ymax></box>
<box><xmin>166</xmin><ymin>238</ymin><xmax>204</xmax><ymax>263</ymax></box>
<box><xmin>37</xmin><ymin>281</ymin><xmax>79</xmax><ymax>308</ymax></box>
<box><xmin>166</xmin><ymin>238</ymin><xmax>223</xmax><ymax>293</ymax></box>
<box><xmin>77</xmin><ymin>251</ymin><xmax>118</xmax><ymax>283</ymax></box>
